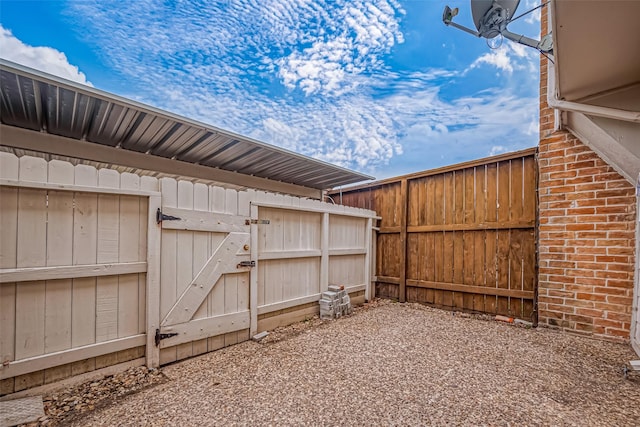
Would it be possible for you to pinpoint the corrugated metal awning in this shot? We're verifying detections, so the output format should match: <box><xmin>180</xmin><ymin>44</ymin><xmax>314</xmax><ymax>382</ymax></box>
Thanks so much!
<box><xmin>0</xmin><ymin>60</ymin><xmax>373</xmax><ymax>191</ymax></box>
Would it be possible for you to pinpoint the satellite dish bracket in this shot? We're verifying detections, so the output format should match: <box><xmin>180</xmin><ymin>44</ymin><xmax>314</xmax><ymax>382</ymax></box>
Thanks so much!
<box><xmin>442</xmin><ymin>1</ymin><xmax>553</xmax><ymax>53</ymax></box>
<box><xmin>443</xmin><ymin>6</ymin><xmax>481</xmax><ymax>37</ymax></box>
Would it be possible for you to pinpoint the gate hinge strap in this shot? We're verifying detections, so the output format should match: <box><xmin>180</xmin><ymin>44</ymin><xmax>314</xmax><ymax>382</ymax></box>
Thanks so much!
<box><xmin>156</xmin><ymin>208</ymin><xmax>181</xmax><ymax>224</ymax></box>
<box><xmin>155</xmin><ymin>328</ymin><xmax>178</xmax><ymax>346</ymax></box>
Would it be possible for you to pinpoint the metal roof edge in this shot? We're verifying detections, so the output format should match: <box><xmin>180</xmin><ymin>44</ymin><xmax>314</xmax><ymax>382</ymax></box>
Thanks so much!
<box><xmin>0</xmin><ymin>59</ymin><xmax>374</xmax><ymax>183</ymax></box>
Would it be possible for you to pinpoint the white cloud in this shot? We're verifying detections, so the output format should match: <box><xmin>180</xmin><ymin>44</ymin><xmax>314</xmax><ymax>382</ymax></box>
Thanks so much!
<box><xmin>52</xmin><ymin>0</ymin><xmax>537</xmax><ymax>175</ymax></box>
<box><xmin>523</xmin><ymin>0</ymin><xmax>543</xmax><ymax>25</ymax></box>
<box><xmin>466</xmin><ymin>40</ymin><xmax>539</xmax><ymax>77</ymax></box>
<box><xmin>0</xmin><ymin>25</ymin><xmax>91</xmax><ymax>85</ymax></box>
<box><xmin>275</xmin><ymin>0</ymin><xmax>404</xmax><ymax>95</ymax></box>
<box><xmin>489</xmin><ymin>145</ymin><xmax>508</xmax><ymax>156</ymax></box>
<box><xmin>468</xmin><ymin>45</ymin><xmax>514</xmax><ymax>74</ymax></box>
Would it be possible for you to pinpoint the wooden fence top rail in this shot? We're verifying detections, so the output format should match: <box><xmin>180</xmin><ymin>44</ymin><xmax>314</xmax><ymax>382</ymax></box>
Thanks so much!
<box><xmin>328</xmin><ymin>147</ymin><xmax>537</xmax><ymax>194</ymax></box>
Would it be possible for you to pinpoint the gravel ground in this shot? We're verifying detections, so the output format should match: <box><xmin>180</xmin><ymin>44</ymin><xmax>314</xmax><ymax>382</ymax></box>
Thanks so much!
<box><xmin>37</xmin><ymin>300</ymin><xmax>640</xmax><ymax>426</ymax></box>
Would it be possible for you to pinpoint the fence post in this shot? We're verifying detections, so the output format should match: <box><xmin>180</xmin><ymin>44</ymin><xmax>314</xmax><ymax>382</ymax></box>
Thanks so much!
<box><xmin>145</xmin><ymin>193</ymin><xmax>161</xmax><ymax>368</ymax></box>
<box><xmin>364</xmin><ymin>217</ymin><xmax>372</xmax><ymax>301</ymax></box>
<box><xmin>320</xmin><ymin>212</ymin><xmax>329</xmax><ymax>293</ymax></box>
<box><xmin>399</xmin><ymin>179</ymin><xmax>408</xmax><ymax>303</ymax></box>
<box><xmin>250</xmin><ymin>203</ymin><xmax>259</xmax><ymax>337</ymax></box>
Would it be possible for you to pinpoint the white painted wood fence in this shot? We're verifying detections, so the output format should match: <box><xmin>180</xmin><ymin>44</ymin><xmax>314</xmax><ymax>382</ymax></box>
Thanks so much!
<box><xmin>0</xmin><ymin>153</ymin><xmax>375</xmax><ymax>384</ymax></box>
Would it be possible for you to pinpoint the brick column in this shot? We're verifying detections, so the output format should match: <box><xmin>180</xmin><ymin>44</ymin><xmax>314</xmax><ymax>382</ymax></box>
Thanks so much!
<box><xmin>537</xmin><ymin>6</ymin><xmax>637</xmax><ymax>339</ymax></box>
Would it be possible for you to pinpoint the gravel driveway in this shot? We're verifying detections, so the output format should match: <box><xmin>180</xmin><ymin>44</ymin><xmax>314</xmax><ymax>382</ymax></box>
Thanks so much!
<box><xmin>65</xmin><ymin>300</ymin><xmax>639</xmax><ymax>426</ymax></box>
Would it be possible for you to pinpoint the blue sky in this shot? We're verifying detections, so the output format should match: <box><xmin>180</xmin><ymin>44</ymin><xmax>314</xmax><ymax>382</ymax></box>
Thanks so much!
<box><xmin>0</xmin><ymin>0</ymin><xmax>542</xmax><ymax>179</ymax></box>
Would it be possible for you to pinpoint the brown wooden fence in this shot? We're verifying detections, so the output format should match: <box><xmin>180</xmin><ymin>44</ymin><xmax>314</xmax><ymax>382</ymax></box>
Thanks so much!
<box><xmin>330</xmin><ymin>148</ymin><xmax>538</xmax><ymax>321</ymax></box>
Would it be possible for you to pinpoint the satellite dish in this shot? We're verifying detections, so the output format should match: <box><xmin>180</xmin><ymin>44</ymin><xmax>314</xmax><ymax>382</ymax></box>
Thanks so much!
<box><xmin>443</xmin><ymin>0</ymin><xmax>553</xmax><ymax>53</ymax></box>
<box><xmin>472</xmin><ymin>0</ymin><xmax>520</xmax><ymax>38</ymax></box>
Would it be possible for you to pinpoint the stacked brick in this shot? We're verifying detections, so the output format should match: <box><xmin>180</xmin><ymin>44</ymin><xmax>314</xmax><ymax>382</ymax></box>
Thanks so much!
<box><xmin>537</xmin><ymin>7</ymin><xmax>637</xmax><ymax>340</ymax></box>
<box><xmin>320</xmin><ymin>285</ymin><xmax>352</xmax><ymax>320</ymax></box>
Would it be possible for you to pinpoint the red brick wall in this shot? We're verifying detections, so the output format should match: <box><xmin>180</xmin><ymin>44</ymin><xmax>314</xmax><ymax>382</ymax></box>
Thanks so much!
<box><xmin>537</xmin><ymin>8</ymin><xmax>637</xmax><ymax>339</ymax></box>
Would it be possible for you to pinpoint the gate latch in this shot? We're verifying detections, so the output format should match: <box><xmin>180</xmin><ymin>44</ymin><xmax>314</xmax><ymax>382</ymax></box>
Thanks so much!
<box><xmin>155</xmin><ymin>328</ymin><xmax>179</xmax><ymax>346</ymax></box>
<box><xmin>237</xmin><ymin>260</ymin><xmax>256</xmax><ymax>268</ymax></box>
<box><xmin>156</xmin><ymin>208</ymin><xmax>181</xmax><ymax>224</ymax></box>
<box><xmin>246</xmin><ymin>219</ymin><xmax>270</xmax><ymax>225</ymax></box>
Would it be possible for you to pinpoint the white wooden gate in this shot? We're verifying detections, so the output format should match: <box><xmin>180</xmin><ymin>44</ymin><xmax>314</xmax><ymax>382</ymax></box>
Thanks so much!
<box><xmin>152</xmin><ymin>184</ymin><xmax>376</xmax><ymax>364</ymax></box>
<box><xmin>154</xmin><ymin>179</ymin><xmax>253</xmax><ymax>365</ymax></box>
<box><xmin>0</xmin><ymin>154</ymin><xmax>159</xmax><ymax>385</ymax></box>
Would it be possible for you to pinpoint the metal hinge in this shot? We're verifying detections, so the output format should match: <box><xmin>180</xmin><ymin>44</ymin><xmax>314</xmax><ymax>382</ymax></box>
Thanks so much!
<box><xmin>237</xmin><ymin>260</ymin><xmax>256</xmax><ymax>268</ymax></box>
<box><xmin>246</xmin><ymin>219</ymin><xmax>270</xmax><ymax>225</ymax></box>
<box><xmin>155</xmin><ymin>328</ymin><xmax>178</xmax><ymax>346</ymax></box>
<box><xmin>156</xmin><ymin>208</ymin><xmax>181</xmax><ymax>224</ymax></box>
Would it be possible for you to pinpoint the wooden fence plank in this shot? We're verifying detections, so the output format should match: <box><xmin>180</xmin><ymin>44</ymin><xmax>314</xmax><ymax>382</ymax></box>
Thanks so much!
<box><xmin>208</xmin><ymin>185</ymin><xmax>226</xmax><ymax>320</ymax></box>
<box><xmin>160</xmin><ymin>207</ymin><xmax>249</xmax><ymax>233</ymax></box>
<box><xmin>145</xmin><ymin>189</ymin><xmax>162</xmax><ymax>368</ymax></box>
<box><xmin>44</xmin><ymin>161</ymin><xmax>74</xmax><ymax>354</ymax></box>
<box><xmin>0</xmin><ymin>334</ymin><xmax>145</xmax><ymax>380</ymax></box>
<box><xmin>405</xmin><ymin>221</ymin><xmax>534</xmax><ymax>233</ymax></box>
<box><xmin>496</xmin><ymin>229</ymin><xmax>511</xmax><ymax>316</ymax></box>
<box><xmin>223</xmin><ymin>188</ymin><xmax>241</xmax><ymax>347</ymax></box>
<box><xmin>0</xmin><ymin>153</ymin><xmax>19</xmax><ymax>365</ymax></box>
<box><xmin>72</xmin><ymin>164</ymin><xmax>98</xmax><ymax>348</ymax></box>
<box><xmin>398</xmin><ymin>179</ymin><xmax>408</xmax><ymax>303</ymax></box>
<box><xmin>497</xmin><ymin>160</ymin><xmax>512</xmax><ymax>316</ymax></box>
<box><xmin>250</xmin><ymin>203</ymin><xmax>259</xmax><ymax>336</ymax></box>
<box><xmin>406</xmin><ymin>280</ymin><xmax>534</xmax><ymax>299</ymax></box>
<box><xmin>509</xmin><ymin>229</ymin><xmax>525</xmax><ymax>319</ymax></box>
<box><xmin>443</xmin><ymin>172</ymin><xmax>454</xmax><ymax>225</ymax></box>
<box><xmin>159</xmin><ymin>312</ymin><xmax>249</xmax><ymax>349</ymax></box>
<box><xmin>452</xmin><ymin>231</ymin><xmax>464</xmax><ymax>310</ymax></box>
<box><xmin>434</xmin><ymin>175</ymin><xmax>444</xmax><ymax>226</ymax></box>
<box><xmin>472</xmin><ymin>231</ymin><xmax>486</xmax><ymax>313</ymax></box>
<box><xmin>192</xmin><ymin>183</ymin><xmax>211</xmax><ymax>321</ymax></box>
<box><xmin>462</xmin><ymin>231</ymin><xmax>474</xmax><ymax>311</ymax></box>
<box><xmin>511</xmin><ymin>157</ymin><xmax>524</xmax><ymax>222</ymax></box>
<box><xmin>95</xmin><ymin>169</ymin><xmax>120</xmax><ymax>343</ymax></box>
<box><xmin>485</xmin><ymin>230</ymin><xmax>498</xmax><ymax>314</ymax></box>
<box><xmin>0</xmin><ymin>262</ymin><xmax>147</xmax><ymax>283</ymax></box>
<box><xmin>118</xmin><ymin>175</ymin><xmax>142</xmax><ymax>340</ymax></box>
<box><xmin>15</xmin><ymin>156</ymin><xmax>47</xmax><ymax>360</ymax></box>
<box><xmin>454</xmin><ymin>170</ymin><xmax>464</xmax><ymax>225</ymax></box>
<box><xmin>175</xmin><ymin>181</ymin><xmax>195</xmax><ymax>360</ymax></box>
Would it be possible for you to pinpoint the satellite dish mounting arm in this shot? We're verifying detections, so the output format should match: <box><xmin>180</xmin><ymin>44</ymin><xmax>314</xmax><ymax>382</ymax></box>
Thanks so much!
<box><xmin>502</xmin><ymin>29</ymin><xmax>553</xmax><ymax>53</ymax></box>
<box><xmin>443</xmin><ymin>6</ymin><xmax>481</xmax><ymax>38</ymax></box>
